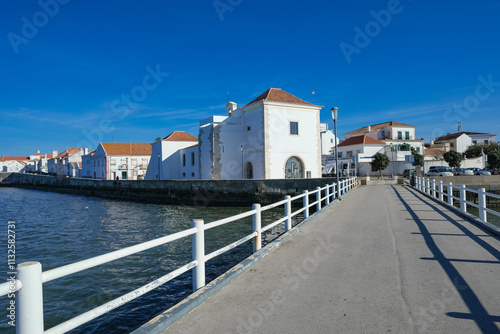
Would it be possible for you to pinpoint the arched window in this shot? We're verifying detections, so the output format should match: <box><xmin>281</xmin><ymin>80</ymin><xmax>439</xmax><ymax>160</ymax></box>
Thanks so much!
<box><xmin>285</xmin><ymin>156</ymin><xmax>304</xmax><ymax>179</ymax></box>
<box><xmin>245</xmin><ymin>162</ymin><xmax>253</xmax><ymax>179</ymax></box>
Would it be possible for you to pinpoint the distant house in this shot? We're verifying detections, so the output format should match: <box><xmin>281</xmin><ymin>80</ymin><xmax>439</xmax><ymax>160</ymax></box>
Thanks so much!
<box><xmin>344</xmin><ymin>121</ymin><xmax>424</xmax><ymax>158</ymax></box>
<box><xmin>0</xmin><ymin>156</ymin><xmax>29</xmax><ymax>173</ymax></box>
<box><xmin>435</xmin><ymin>131</ymin><xmax>497</xmax><ymax>153</ymax></box>
<box><xmin>47</xmin><ymin>148</ymin><xmax>87</xmax><ymax>176</ymax></box>
<box><xmin>145</xmin><ymin>131</ymin><xmax>199</xmax><ymax>180</ymax></box>
<box><xmin>82</xmin><ymin>143</ymin><xmax>152</xmax><ymax>180</ymax></box>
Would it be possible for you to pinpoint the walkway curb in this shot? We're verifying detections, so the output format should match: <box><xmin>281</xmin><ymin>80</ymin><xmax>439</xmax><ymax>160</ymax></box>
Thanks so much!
<box><xmin>132</xmin><ymin>188</ymin><xmax>358</xmax><ymax>334</ymax></box>
<box><xmin>406</xmin><ymin>185</ymin><xmax>500</xmax><ymax>237</ymax></box>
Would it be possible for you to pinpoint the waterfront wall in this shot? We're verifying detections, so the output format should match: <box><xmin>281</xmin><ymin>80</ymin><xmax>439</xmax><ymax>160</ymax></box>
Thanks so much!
<box><xmin>0</xmin><ymin>173</ymin><xmax>342</xmax><ymax>206</ymax></box>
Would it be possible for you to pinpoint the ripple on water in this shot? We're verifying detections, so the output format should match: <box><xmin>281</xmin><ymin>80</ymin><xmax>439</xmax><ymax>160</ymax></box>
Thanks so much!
<box><xmin>0</xmin><ymin>188</ymin><xmax>299</xmax><ymax>333</ymax></box>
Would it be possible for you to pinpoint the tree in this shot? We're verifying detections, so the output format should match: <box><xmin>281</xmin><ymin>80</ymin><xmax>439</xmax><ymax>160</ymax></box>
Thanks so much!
<box><xmin>411</xmin><ymin>147</ymin><xmax>423</xmax><ymax>166</ymax></box>
<box><xmin>443</xmin><ymin>150</ymin><xmax>463</xmax><ymax>169</ymax></box>
<box><xmin>488</xmin><ymin>151</ymin><xmax>500</xmax><ymax>169</ymax></box>
<box><xmin>464</xmin><ymin>142</ymin><xmax>500</xmax><ymax>158</ymax></box>
<box><xmin>371</xmin><ymin>153</ymin><xmax>390</xmax><ymax>179</ymax></box>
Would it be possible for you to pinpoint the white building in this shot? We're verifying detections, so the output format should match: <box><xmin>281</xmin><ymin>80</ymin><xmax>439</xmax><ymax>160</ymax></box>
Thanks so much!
<box><xmin>198</xmin><ymin>88</ymin><xmax>323</xmax><ymax>179</ymax></box>
<box><xmin>146</xmin><ymin>88</ymin><xmax>324</xmax><ymax>180</ymax></box>
<box><xmin>435</xmin><ymin>131</ymin><xmax>497</xmax><ymax>153</ymax></box>
<box><xmin>47</xmin><ymin>148</ymin><xmax>87</xmax><ymax>176</ymax></box>
<box><xmin>145</xmin><ymin>131</ymin><xmax>199</xmax><ymax>180</ymax></box>
<box><xmin>344</xmin><ymin>121</ymin><xmax>424</xmax><ymax>159</ymax></box>
<box><xmin>82</xmin><ymin>143</ymin><xmax>151</xmax><ymax>180</ymax></box>
<box><xmin>0</xmin><ymin>156</ymin><xmax>29</xmax><ymax>173</ymax></box>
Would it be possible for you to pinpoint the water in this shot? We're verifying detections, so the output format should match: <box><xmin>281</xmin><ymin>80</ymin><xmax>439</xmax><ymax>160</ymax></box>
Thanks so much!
<box><xmin>466</xmin><ymin>204</ymin><xmax>500</xmax><ymax>228</ymax></box>
<box><xmin>0</xmin><ymin>187</ymin><xmax>297</xmax><ymax>333</ymax></box>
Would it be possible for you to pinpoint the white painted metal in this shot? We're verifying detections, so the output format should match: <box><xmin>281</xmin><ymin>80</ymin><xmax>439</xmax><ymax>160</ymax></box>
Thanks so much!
<box><xmin>0</xmin><ymin>279</ymin><xmax>21</xmax><ymax>297</ymax></box>
<box><xmin>204</xmin><ymin>210</ymin><xmax>256</xmax><ymax>230</ymax></box>
<box><xmin>205</xmin><ymin>234</ymin><xmax>257</xmax><ymax>262</ymax></box>
<box><xmin>253</xmin><ymin>204</ymin><xmax>262</xmax><ymax>252</ymax></box>
<box><xmin>460</xmin><ymin>184</ymin><xmax>467</xmax><ymax>213</ymax></box>
<box><xmin>303</xmin><ymin>190</ymin><xmax>309</xmax><ymax>219</ymax></box>
<box><xmin>325</xmin><ymin>184</ymin><xmax>329</xmax><ymax>205</ymax></box>
<box><xmin>261</xmin><ymin>216</ymin><xmax>288</xmax><ymax>233</ymax></box>
<box><xmin>285</xmin><ymin>195</ymin><xmax>292</xmax><ymax>232</ymax></box>
<box><xmin>316</xmin><ymin>187</ymin><xmax>321</xmax><ymax>211</ymax></box>
<box><xmin>478</xmin><ymin>188</ymin><xmax>487</xmax><ymax>222</ymax></box>
<box><xmin>192</xmin><ymin>219</ymin><xmax>205</xmax><ymax>291</ymax></box>
<box><xmin>44</xmin><ymin>261</ymin><xmax>196</xmax><ymax>334</ymax></box>
<box><xmin>42</xmin><ymin>228</ymin><xmax>197</xmax><ymax>283</ymax></box>
<box><xmin>331</xmin><ymin>182</ymin><xmax>336</xmax><ymax>200</ymax></box>
<box><xmin>438</xmin><ymin>181</ymin><xmax>444</xmax><ymax>201</ymax></box>
<box><xmin>447</xmin><ymin>182</ymin><xmax>453</xmax><ymax>206</ymax></box>
<box><xmin>17</xmin><ymin>262</ymin><xmax>44</xmax><ymax>334</ymax></box>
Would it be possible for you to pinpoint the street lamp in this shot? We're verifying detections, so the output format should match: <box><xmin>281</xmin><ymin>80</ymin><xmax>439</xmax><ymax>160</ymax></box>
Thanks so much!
<box><xmin>331</xmin><ymin>107</ymin><xmax>341</xmax><ymax>199</ymax></box>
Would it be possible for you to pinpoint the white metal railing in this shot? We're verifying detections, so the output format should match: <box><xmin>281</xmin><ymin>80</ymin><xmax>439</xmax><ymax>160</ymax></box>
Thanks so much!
<box><xmin>1</xmin><ymin>177</ymin><xmax>358</xmax><ymax>334</ymax></box>
<box><xmin>414</xmin><ymin>176</ymin><xmax>500</xmax><ymax>223</ymax></box>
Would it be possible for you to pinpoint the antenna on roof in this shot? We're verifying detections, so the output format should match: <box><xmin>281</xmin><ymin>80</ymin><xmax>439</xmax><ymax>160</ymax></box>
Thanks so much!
<box><xmin>458</xmin><ymin>121</ymin><xmax>463</xmax><ymax>132</ymax></box>
<box><xmin>227</xmin><ymin>92</ymin><xmax>230</xmax><ymax>103</ymax></box>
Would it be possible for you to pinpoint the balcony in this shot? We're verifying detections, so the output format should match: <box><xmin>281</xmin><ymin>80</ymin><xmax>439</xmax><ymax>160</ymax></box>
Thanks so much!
<box><xmin>118</xmin><ymin>164</ymin><xmax>128</xmax><ymax>170</ymax></box>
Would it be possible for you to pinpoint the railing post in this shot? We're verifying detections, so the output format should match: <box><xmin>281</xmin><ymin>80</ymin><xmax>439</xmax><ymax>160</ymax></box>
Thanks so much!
<box><xmin>303</xmin><ymin>190</ymin><xmax>309</xmax><ymax>219</ymax></box>
<box><xmin>316</xmin><ymin>187</ymin><xmax>321</xmax><ymax>211</ymax></box>
<box><xmin>331</xmin><ymin>182</ymin><xmax>336</xmax><ymax>200</ymax></box>
<box><xmin>431</xmin><ymin>179</ymin><xmax>436</xmax><ymax>197</ymax></box>
<box><xmin>192</xmin><ymin>219</ymin><xmax>205</xmax><ymax>291</ymax></box>
<box><xmin>325</xmin><ymin>184</ymin><xmax>329</xmax><ymax>205</ymax></box>
<box><xmin>447</xmin><ymin>182</ymin><xmax>453</xmax><ymax>206</ymax></box>
<box><xmin>459</xmin><ymin>185</ymin><xmax>467</xmax><ymax>213</ymax></box>
<box><xmin>285</xmin><ymin>195</ymin><xmax>292</xmax><ymax>232</ymax></box>
<box><xmin>252</xmin><ymin>204</ymin><xmax>262</xmax><ymax>252</ymax></box>
<box><xmin>17</xmin><ymin>261</ymin><xmax>44</xmax><ymax>334</ymax></box>
<box><xmin>438</xmin><ymin>181</ymin><xmax>444</xmax><ymax>201</ymax></box>
<box><xmin>478</xmin><ymin>188</ymin><xmax>487</xmax><ymax>222</ymax></box>
<box><xmin>426</xmin><ymin>179</ymin><xmax>431</xmax><ymax>195</ymax></box>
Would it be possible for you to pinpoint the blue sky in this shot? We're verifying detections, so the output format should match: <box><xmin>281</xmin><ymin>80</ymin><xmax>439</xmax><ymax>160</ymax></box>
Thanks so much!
<box><xmin>1</xmin><ymin>0</ymin><xmax>499</xmax><ymax>156</ymax></box>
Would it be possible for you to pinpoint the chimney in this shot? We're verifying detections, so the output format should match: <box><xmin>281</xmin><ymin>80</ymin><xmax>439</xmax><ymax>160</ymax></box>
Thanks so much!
<box><xmin>52</xmin><ymin>150</ymin><xmax>58</xmax><ymax>158</ymax></box>
<box><xmin>83</xmin><ymin>148</ymin><xmax>89</xmax><ymax>155</ymax></box>
<box><xmin>367</xmin><ymin>125</ymin><xmax>371</xmax><ymax>132</ymax></box>
<box><xmin>430</xmin><ymin>140</ymin><xmax>434</xmax><ymax>145</ymax></box>
<box><xmin>226</xmin><ymin>102</ymin><xmax>237</xmax><ymax>116</ymax></box>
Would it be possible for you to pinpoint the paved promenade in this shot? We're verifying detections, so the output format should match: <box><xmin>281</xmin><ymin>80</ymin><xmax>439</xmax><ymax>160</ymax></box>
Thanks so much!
<box><xmin>164</xmin><ymin>185</ymin><xmax>500</xmax><ymax>334</ymax></box>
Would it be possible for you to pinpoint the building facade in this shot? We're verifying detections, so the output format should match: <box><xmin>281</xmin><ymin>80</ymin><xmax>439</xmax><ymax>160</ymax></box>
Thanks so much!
<box><xmin>82</xmin><ymin>143</ymin><xmax>151</xmax><ymax>180</ymax></box>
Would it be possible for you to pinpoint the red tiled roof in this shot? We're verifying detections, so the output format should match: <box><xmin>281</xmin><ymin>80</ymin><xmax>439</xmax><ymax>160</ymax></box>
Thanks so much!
<box><xmin>0</xmin><ymin>156</ymin><xmax>29</xmax><ymax>162</ymax></box>
<box><xmin>55</xmin><ymin>148</ymin><xmax>81</xmax><ymax>159</ymax></box>
<box><xmin>345</xmin><ymin>121</ymin><xmax>416</xmax><ymax>136</ymax></box>
<box><xmin>337</xmin><ymin>135</ymin><xmax>385</xmax><ymax>147</ymax></box>
<box><xmin>101</xmin><ymin>143</ymin><xmax>152</xmax><ymax>156</ymax></box>
<box><xmin>245</xmin><ymin>88</ymin><xmax>321</xmax><ymax>108</ymax></box>
<box><xmin>424</xmin><ymin>148</ymin><xmax>446</xmax><ymax>156</ymax></box>
<box><xmin>162</xmin><ymin>131</ymin><xmax>198</xmax><ymax>142</ymax></box>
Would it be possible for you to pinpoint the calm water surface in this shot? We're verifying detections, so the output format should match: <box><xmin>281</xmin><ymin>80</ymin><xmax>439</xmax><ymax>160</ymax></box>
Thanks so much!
<box><xmin>0</xmin><ymin>188</ymin><xmax>296</xmax><ymax>333</ymax></box>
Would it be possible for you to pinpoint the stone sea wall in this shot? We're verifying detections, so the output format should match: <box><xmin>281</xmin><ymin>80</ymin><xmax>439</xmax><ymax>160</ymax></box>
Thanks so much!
<box><xmin>0</xmin><ymin>173</ymin><xmax>342</xmax><ymax>206</ymax></box>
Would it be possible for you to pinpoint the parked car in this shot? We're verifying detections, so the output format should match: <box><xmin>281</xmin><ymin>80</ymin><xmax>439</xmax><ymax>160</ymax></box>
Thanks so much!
<box><xmin>454</xmin><ymin>168</ymin><xmax>474</xmax><ymax>176</ymax></box>
<box><xmin>426</xmin><ymin>167</ymin><xmax>454</xmax><ymax>177</ymax></box>
<box><xmin>403</xmin><ymin>169</ymin><xmax>415</xmax><ymax>177</ymax></box>
<box><xmin>468</xmin><ymin>167</ymin><xmax>492</xmax><ymax>176</ymax></box>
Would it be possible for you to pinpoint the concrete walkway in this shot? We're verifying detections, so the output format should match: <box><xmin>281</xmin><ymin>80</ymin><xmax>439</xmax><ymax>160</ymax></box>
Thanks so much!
<box><xmin>163</xmin><ymin>185</ymin><xmax>500</xmax><ymax>334</ymax></box>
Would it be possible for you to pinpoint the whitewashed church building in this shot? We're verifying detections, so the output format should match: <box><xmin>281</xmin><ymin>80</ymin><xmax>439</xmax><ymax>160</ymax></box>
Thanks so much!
<box><xmin>145</xmin><ymin>88</ymin><xmax>324</xmax><ymax>180</ymax></box>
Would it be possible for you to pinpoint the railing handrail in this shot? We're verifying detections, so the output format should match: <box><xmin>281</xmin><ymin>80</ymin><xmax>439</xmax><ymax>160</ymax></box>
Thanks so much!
<box><xmin>4</xmin><ymin>177</ymin><xmax>359</xmax><ymax>334</ymax></box>
<box><xmin>414</xmin><ymin>176</ymin><xmax>500</xmax><ymax>222</ymax></box>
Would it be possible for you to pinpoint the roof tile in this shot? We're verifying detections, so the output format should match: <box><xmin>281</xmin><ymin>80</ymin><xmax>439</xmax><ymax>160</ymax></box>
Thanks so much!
<box><xmin>245</xmin><ymin>88</ymin><xmax>321</xmax><ymax>108</ymax></box>
<box><xmin>337</xmin><ymin>135</ymin><xmax>385</xmax><ymax>147</ymax></box>
<box><xmin>101</xmin><ymin>143</ymin><xmax>152</xmax><ymax>156</ymax></box>
<box><xmin>162</xmin><ymin>131</ymin><xmax>198</xmax><ymax>142</ymax></box>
